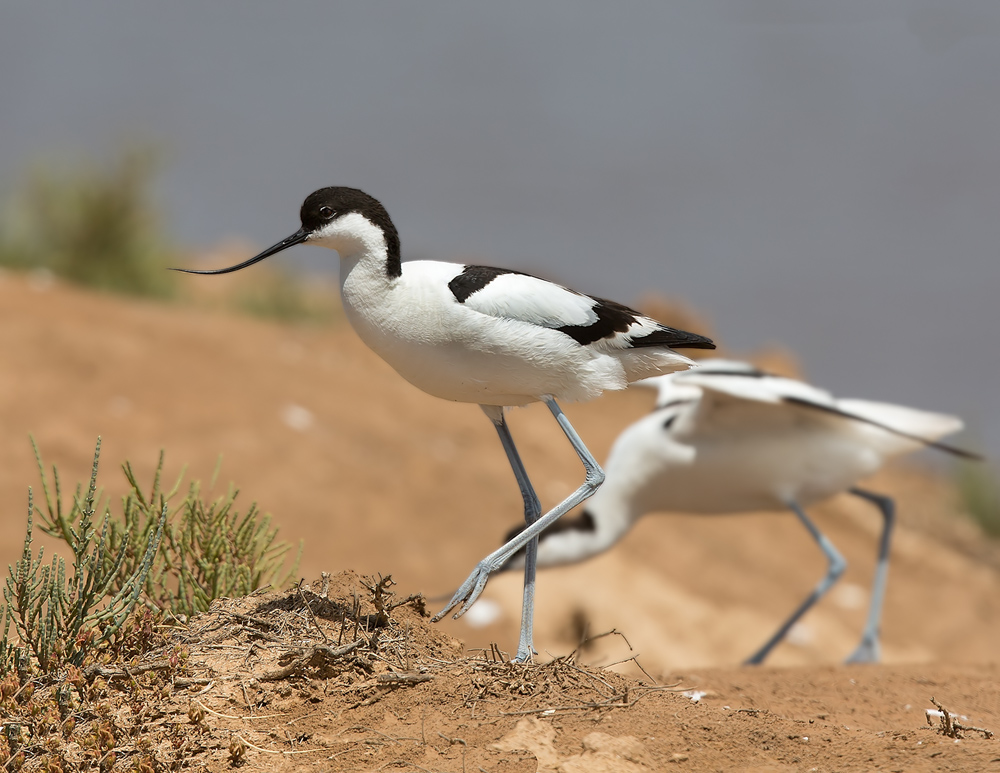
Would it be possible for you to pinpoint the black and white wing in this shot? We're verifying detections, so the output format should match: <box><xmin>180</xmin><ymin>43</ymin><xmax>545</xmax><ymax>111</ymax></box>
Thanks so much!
<box><xmin>448</xmin><ymin>265</ymin><xmax>714</xmax><ymax>351</ymax></box>
<box><xmin>641</xmin><ymin>359</ymin><xmax>974</xmax><ymax>456</ymax></box>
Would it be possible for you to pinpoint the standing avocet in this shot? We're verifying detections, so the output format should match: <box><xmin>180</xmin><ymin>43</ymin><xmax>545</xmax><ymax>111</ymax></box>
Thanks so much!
<box><xmin>175</xmin><ymin>186</ymin><xmax>714</xmax><ymax>662</ymax></box>
<box><xmin>501</xmin><ymin>359</ymin><xmax>975</xmax><ymax>663</ymax></box>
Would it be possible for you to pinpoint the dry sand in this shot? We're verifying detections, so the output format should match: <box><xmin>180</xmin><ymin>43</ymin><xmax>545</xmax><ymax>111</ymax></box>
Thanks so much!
<box><xmin>1</xmin><ymin>271</ymin><xmax>997</xmax><ymax>771</ymax></box>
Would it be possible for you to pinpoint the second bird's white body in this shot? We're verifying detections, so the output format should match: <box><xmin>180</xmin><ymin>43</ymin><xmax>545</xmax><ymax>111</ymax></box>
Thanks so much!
<box><xmin>505</xmin><ymin>358</ymin><xmax>968</xmax><ymax>663</ymax></box>
<box><xmin>529</xmin><ymin>360</ymin><xmax>964</xmax><ymax>567</ymax></box>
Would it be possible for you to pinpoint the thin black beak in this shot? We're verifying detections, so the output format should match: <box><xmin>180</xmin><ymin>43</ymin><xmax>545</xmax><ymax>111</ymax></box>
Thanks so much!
<box><xmin>171</xmin><ymin>227</ymin><xmax>309</xmax><ymax>275</ymax></box>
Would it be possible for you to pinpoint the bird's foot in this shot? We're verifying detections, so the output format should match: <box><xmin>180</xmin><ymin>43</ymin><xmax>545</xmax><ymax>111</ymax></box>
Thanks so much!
<box><xmin>844</xmin><ymin>636</ymin><xmax>880</xmax><ymax>664</ymax></box>
<box><xmin>742</xmin><ymin>639</ymin><xmax>776</xmax><ymax>666</ymax></box>
<box><xmin>743</xmin><ymin>652</ymin><xmax>767</xmax><ymax>667</ymax></box>
<box><xmin>430</xmin><ymin>560</ymin><xmax>496</xmax><ymax>622</ymax></box>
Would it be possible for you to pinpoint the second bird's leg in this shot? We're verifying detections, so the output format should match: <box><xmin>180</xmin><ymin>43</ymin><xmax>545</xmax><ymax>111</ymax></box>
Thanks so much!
<box><xmin>843</xmin><ymin>487</ymin><xmax>895</xmax><ymax>664</ymax></box>
<box><xmin>486</xmin><ymin>406</ymin><xmax>543</xmax><ymax>661</ymax></box>
<box><xmin>432</xmin><ymin>399</ymin><xmax>605</xmax><ymax>661</ymax></box>
<box><xmin>744</xmin><ymin>500</ymin><xmax>846</xmax><ymax>665</ymax></box>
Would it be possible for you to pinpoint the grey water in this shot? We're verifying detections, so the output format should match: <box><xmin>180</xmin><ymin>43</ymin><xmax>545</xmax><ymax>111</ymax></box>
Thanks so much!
<box><xmin>3</xmin><ymin>2</ymin><xmax>998</xmax><ymax>460</ymax></box>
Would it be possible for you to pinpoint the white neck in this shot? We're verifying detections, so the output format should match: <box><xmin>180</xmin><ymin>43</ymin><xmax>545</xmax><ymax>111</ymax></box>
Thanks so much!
<box><xmin>314</xmin><ymin>213</ymin><xmax>398</xmax><ymax>323</ymax></box>
<box><xmin>311</xmin><ymin>212</ymin><xmax>391</xmax><ymax>266</ymax></box>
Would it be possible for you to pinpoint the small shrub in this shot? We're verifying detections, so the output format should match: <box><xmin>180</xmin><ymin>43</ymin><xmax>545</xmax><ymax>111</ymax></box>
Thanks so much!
<box><xmin>0</xmin><ymin>437</ymin><xmax>301</xmax><ymax>768</ymax></box>
<box><xmin>33</xmin><ymin>439</ymin><xmax>301</xmax><ymax>621</ymax></box>
<box><xmin>1</xmin><ymin>440</ymin><xmax>166</xmax><ymax>673</ymax></box>
<box><xmin>0</xmin><ymin>146</ymin><xmax>176</xmax><ymax>298</ymax></box>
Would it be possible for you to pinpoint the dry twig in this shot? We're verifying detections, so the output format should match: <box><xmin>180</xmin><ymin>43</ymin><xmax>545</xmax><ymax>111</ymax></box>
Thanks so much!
<box><xmin>926</xmin><ymin>697</ymin><xmax>994</xmax><ymax>739</ymax></box>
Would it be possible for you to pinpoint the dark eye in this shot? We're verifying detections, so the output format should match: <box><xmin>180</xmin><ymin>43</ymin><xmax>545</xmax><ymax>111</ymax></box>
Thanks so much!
<box><xmin>319</xmin><ymin>206</ymin><xmax>335</xmax><ymax>219</ymax></box>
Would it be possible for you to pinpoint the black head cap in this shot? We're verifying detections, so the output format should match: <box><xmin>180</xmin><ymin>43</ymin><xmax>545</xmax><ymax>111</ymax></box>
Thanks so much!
<box><xmin>172</xmin><ymin>185</ymin><xmax>402</xmax><ymax>278</ymax></box>
<box><xmin>301</xmin><ymin>187</ymin><xmax>402</xmax><ymax>277</ymax></box>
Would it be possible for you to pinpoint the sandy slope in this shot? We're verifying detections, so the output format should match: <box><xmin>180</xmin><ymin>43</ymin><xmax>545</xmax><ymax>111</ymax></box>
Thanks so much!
<box><xmin>2</xmin><ymin>272</ymin><xmax>999</xmax><ymax>771</ymax></box>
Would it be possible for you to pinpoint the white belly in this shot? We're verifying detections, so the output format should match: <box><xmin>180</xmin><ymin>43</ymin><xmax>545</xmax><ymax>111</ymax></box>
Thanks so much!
<box><xmin>346</xmin><ymin>300</ymin><xmax>628</xmax><ymax>405</ymax></box>
<box><xmin>612</xmin><ymin>416</ymin><xmax>885</xmax><ymax>515</ymax></box>
<box><xmin>666</xmin><ymin>435</ymin><xmax>880</xmax><ymax>512</ymax></box>
<box><xmin>341</xmin><ymin>260</ymin><xmax>641</xmax><ymax>405</ymax></box>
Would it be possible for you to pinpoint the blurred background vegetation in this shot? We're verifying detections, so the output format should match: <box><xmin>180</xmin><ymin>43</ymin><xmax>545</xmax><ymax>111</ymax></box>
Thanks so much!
<box><xmin>957</xmin><ymin>461</ymin><xmax>1000</xmax><ymax>539</ymax></box>
<box><xmin>0</xmin><ymin>147</ymin><xmax>175</xmax><ymax>298</ymax></box>
<box><xmin>0</xmin><ymin>146</ymin><xmax>340</xmax><ymax>324</ymax></box>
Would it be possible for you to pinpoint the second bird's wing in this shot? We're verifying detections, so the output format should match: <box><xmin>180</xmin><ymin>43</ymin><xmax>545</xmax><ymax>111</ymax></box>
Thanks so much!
<box><xmin>642</xmin><ymin>359</ymin><xmax>973</xmax><ymax>456</ymax></box>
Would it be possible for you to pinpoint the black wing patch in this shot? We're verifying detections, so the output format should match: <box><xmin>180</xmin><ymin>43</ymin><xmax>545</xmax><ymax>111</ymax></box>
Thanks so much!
<box><xmin>449</xmin><ymin>267</ymin><xmax>715</xmax><ymax>351</ymax></box>
<box><xmin>691</xmin><ymin>366</ymin><xmax>770</xmax><ymax>378</ymax></box>
<box><xmin>783</xmin><ymin>396</ymin><xmax>981</xmax><ymax>459</ymax></box>
<box><xmin>448</xmin><ymin>265</ymin><xmax>529</xmax><ymax>303</ymax></box>
<box><xmin>629</xmin><ymin>325</ymin><xmax>716</xmax><ymax>351</ymax></box>
<box><xmin>557</xmin><ymin>296</ymin><xmax>714</xmax><ymax>349</ymax></box>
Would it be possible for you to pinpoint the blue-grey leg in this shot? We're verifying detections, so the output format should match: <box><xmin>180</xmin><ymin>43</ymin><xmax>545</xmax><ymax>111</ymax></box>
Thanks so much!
<box><xmin>745</xmin><ymin>499</ymin><xmax>847</xmax><ymax>665</ymax></box>
<box><xmin>482</xmin><ymin>405</ymin><xmax>543</xmax><ymax>661</ymax></box>
<box><xmin>843</xmin><ymin>487</ymin><xmax>895</xmax><ymax>664</ymax></box>
<box><xmin>432</xmin><ymin>398</ymin><xmax>605</xmax><ymax>663</ymax></box>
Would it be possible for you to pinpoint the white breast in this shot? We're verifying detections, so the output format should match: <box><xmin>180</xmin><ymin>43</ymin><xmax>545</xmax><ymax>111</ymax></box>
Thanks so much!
<box><xmin>339</xmin><ymin>259</ymin><xmax>688</xmax><ymax>406</ymax></box>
